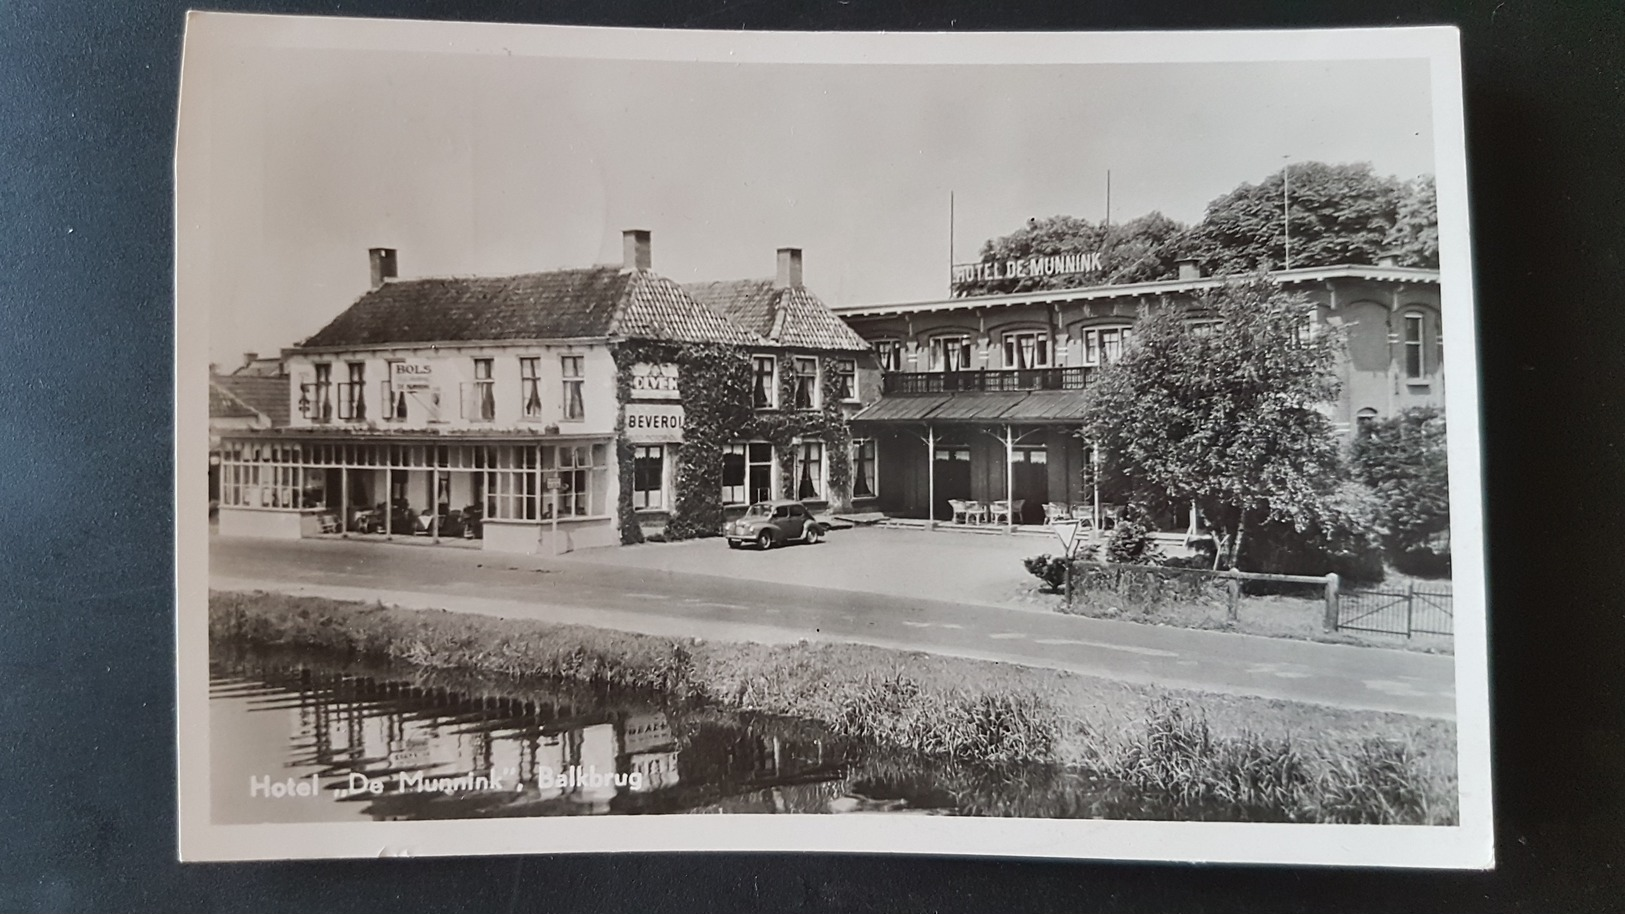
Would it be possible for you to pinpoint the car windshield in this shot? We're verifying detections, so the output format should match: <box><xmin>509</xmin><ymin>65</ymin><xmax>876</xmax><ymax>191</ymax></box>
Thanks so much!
<box><xmin>744</xmin><ymin>504</ymin><xmax>771</xmax><ymax>518</ymax></box>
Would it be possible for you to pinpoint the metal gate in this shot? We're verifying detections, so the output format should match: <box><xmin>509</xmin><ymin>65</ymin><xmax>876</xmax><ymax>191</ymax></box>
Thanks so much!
<box><xmin>1336</xmin><ymin>583</ymin><xmax>1453</xmax><ymax>638</ymax></box>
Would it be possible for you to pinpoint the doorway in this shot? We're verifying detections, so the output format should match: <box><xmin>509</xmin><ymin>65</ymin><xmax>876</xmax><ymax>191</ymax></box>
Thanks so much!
<box><xmin>1011</xmin><ymin>445</ymin><xmax>1048</xmax><ymax>524</ymax></box>
<box><xmin>933</xmin><ymin>446</ymin><xmax>971</xmax><ymax>521</ymax></box>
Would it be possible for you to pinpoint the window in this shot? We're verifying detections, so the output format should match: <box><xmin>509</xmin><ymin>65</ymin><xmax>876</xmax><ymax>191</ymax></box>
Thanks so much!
<box><xmin>792</xmin><ymin>357</ymin><xmax>819</xmax><ymax>409</ymax></box>
<box><xmin>632</xmin><ymin>445</ymin><xmax>665</xmax><ymax>510</ymax></box>
<box><xmin>1403</xmin><ymin>313</ymin><xmax>1425</xmax><ymax>379</ymax></box>
<box><xmin>472</xmin><ymin>358</ymin><xmax>495</xmax><ymax>422</ymax></box>
<box><xmin>795</xmin><ymin>440</ymin><xmax>824</xmax><ymax>500</ymax></box>
<box><xmin>520</xmin><ymin>357</ymin><xmax>543</xmax><ymax>420</ymax></box>
<box><xmin>1081</xmin><ymin>327</ymin><xmax>1133</xmax><ymax>366</ymax></box>
<box><xmin>561</xmin><ymin>355</ymin><xmax>585</xmax><ymax>420</ymax></box>
<box><xmin>1189</xmin><ymin>320</ymin><xmax>1221</xmax><ymax>340</ymax></box>
<box><xmin>1356</xmin><ymin>408</ymin><xmax>1379</xmax><ymax>437</ymax></box>
<box><xmin>752</xmin><ymin>356</ymin><xmax>778</xmax><ymax>409</ymax></box>
<box><xmin>928</xmin><ymin>335</ymin><xmax>973</xmax><ymax>372</ymax></box>
<box><xmin>723</xmin><ymin>441</ymin><xmax>774</xmax><ymax>505</ymax></box>
<box><xmin>483</xmin><ymin>445</ymin><xmax>538</xmax><ymax>521</ymax></box>
<box><xmin>338</xmin><ymin>362</ymin><xmax>366</xmax><ymax>421</ymax></box>
<box><xmin>541</xmin><ymin>443</ymin><xmax>608</xmax><ymax>517</ymax></box>
<box><xmin>1002</xmin><ymin>331</ymin><xmax>1050</xmax><ymax>369</ymax></box>
<box><xmin>302</xmin><ymin>363</ymin><xmax>334</xmax><ymax>422</ymax></box>
<box><xmin>383</xmin><ymin>360</ymin><xmax>408</xmax><ymax>421</ymax></box>
<box><xmin>833</xmin><ymin>358</ymin><xmax>857</xmax><ymax>401</ymax></box>
<box><xmin>851</xmin><ymin>438</ymin><xmax>877</xmax><ymax>498</ymax></box>
<box><xmin>873</xmin><ymin>340</ymin><xmax>903</xmax><ymax>372</ymax></box>
<box><xmin>1292</xmin><ymin>314</ymin><xmax>1314</xmax><ymax>346</ymax></box>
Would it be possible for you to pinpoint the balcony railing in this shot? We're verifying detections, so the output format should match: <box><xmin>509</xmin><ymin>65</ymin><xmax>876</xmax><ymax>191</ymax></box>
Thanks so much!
<box><xmin>882</xmin><ymin>366</ymin><xmax>1094</xmax><ymax>395</ymax></box>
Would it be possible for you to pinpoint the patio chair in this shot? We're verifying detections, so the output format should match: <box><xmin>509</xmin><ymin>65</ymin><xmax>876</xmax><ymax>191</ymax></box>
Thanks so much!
<box><xmin>316</xmin><ymin>512</ymin><xmax>340</xmax><ymax>534</ymax></box>
<box><xmin>1043</xmin><ymin>503</ymin><xmax>1071</xmax><ymax>525</ymax></box>
<box><xmin>988</xmin><ymin>500</ymin><xmax>1012</xmax><ymax>525</ymax></box>
<box><xmin>1009</xmin><ymin>498</ymin><xmax>1026</xmax><ymax>524</ymax></box>
<box><xmin>967</xmin><ymin>501</ymin><xmax>990</xmax><ymax>524</ymax></box>
<box><xmin>949</xmin><ymin>499</ymin><xmax>970</xmax><ymax>524</ymax></box>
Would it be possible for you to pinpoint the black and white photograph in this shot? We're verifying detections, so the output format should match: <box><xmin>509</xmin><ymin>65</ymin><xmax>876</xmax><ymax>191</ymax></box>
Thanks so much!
<box><xmin>175</xmin><ymin>15</ymin><xmax>1490</xmax><ymax>866</ymax></box>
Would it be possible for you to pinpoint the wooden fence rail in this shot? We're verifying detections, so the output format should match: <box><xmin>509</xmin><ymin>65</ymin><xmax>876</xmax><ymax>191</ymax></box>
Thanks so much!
<box><xmin>1061</xmin><ymin>560</ymin><xmax>1452</xmax><ymax>639</ymax></box>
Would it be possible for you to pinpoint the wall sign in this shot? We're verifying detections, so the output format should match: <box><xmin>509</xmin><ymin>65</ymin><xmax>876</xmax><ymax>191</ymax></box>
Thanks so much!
<box><xmin>390</xmin><ymin>360</ymin><xmax>437</xmax><ymax>392</ymax></box>
<box><xmin>625</xmin><ymin>403</ymin><xmax>685</xmax><ymax>443</ymax></box>
<box><xmin>629</xmin><ymin>362</ymin><xmax>681</xmax><ymax>399</ymax></box>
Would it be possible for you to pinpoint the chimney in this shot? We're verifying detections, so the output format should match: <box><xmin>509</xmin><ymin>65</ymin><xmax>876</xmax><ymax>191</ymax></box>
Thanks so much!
<box><xmin>775</xmin><ymin>247</ymin><xmax>804</xmax><ymax>289</ymax></box>
<box><xmin>241</xmin><ymin>351</ymin><xmax>258</xmax><ymax>371</ymax></box>
<box><xmin>369</xmin><ymin>247</ymin><xmax>398</xmax><ymax>289</ymax></box>
<box><xmin>622</xmin><ymin>229</ymin><xmax>652</xmax><ymax>272</ymax></box>
<box><xmin>1176</xmin><ymin>258</ymin><xmax>1202</xmax><ymax>281</ymax></box>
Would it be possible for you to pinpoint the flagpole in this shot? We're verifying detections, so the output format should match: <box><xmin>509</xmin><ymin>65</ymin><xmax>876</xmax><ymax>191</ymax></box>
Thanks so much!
<box><xmin>949</xmin><ymin>190</ymin><xmax>955</xmax><ymax>296</ymax></box>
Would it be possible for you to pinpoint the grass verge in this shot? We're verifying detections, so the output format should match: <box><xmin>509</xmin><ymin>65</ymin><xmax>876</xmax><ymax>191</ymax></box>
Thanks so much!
<box><xmin>211</xmin><ymin>589</ymin><xmax>1458</xmax><ymax>824</ymax></box>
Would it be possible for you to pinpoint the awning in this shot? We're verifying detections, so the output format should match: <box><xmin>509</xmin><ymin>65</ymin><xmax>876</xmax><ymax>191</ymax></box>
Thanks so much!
<box><xmin>852</xmin><ymin>390</ymin><xmax>1089</xmax><ymax>425</ymax></box>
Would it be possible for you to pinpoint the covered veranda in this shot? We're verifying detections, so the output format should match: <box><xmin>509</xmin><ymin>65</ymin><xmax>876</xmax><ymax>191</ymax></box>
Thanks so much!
<box><xmin>851</xmin><ymin>390</ymin><xmax>1105</xmax><ymax>533</ymax></box>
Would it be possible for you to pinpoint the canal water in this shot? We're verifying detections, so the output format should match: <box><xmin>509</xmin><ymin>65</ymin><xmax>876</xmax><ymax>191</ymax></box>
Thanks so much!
<box><xmin>210</xmin><ymin>645</ymin><xmax>1175</xmax><ymax>824</ymax></box>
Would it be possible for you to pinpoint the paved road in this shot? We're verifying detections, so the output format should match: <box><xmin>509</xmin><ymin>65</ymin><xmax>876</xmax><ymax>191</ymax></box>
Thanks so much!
<box><xmin>209</xmin><ymin>535</ymin><xmax>1457</xmax><ymax>719</ymax></box>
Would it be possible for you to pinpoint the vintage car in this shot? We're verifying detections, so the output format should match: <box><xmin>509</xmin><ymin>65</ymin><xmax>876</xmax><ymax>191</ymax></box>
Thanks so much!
<box><xmin>725</xmin><ymin>500</ymin><xmax>825</xmax><ymax>549</ymax></box>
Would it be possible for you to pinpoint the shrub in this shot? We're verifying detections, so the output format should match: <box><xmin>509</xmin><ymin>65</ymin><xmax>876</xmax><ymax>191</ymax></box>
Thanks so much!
<box><xmin>1239</xmin><ymin>482</ymin><xmax>1386</xmax><ymax>587</ymax></box>
<box><xmin>1351</xmin><ymin>407</ymin><xmax>1451</xmax><ymax>573</ymax></box>
<box><xmin>1104</xmin><ymin>504</ymin><xmax>1164</xmax><ymax>565</ymax></box>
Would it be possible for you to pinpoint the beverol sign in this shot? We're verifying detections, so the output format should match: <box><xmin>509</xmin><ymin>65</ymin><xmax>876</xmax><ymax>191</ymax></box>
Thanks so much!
<box><xmin>625</xmin><ymin>403</ymin><xmax>685</xmax><ymax>443</ymax></box>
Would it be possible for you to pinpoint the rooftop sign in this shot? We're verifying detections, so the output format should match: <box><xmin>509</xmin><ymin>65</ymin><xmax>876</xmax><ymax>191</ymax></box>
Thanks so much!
<box><xmin>952</xmin><ymin>252</ymin><xmax>1103</xmax><ymax>291</ymax></box>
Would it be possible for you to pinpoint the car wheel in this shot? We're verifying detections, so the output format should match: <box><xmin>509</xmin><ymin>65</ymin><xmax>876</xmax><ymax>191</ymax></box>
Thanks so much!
<box><xmin>756</xmin><ymin>529</ymin><xmax>775</xmax><ymax>550</ymax></box>
<box><xmin>804</xmin><ymin>525</ymin><xmax>822</xmax><ymax>544</ymax></box>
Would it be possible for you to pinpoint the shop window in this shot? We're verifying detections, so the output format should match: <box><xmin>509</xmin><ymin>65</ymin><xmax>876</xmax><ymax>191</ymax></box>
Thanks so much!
<box><xmin>632</xmin><ymin>445</ymin><xmax>665</xmax><ymax>510</ymax></box>
<box><xmin>542</xmin><ymin>443</ymin><xmax>607</xmax><ymax>517</ymax></box>
<box><xmin>1404</xmin><ymin>313</ymin><xmax>1426</xmax><ymax>379</ymax></box>
<box><xmin>851</xmin><ymin>438</ymin><xmax>877</xmax><ymax>498</ymax></box>
<box><xmin>520</xmin><ymin>357</ymin><xmax>543</xmax><ymax>420</ymax></box>
<box><xmin>561</xmin><ymin>355</ymin><xmax>585</xmax><ymax>420</ymax></box>
<box><xmin>1081</xmin><ymin>327</ymin><xmax>1133</xmax><ymax>366</ymax></box>
<box><xmin>792</xmin><ymin>357</ymin><xmax>820</xmax><ymax>409</ymax></box>
<box><xmin>928</xmin><ymin>335</ymin><xmax>973</xmax><ymax>372</ymax></box>
<box><xmin>795</xmin><ymin>440</ymin><xmax>824</xmax><ymax>500</ymax></box>
<box><xmin>484</xmin><ymin>444</ymin><xmax>538</xmax><ymax>521</ymax></box>
<box><xmin>1002</xmin><ymin>331</ymin><xmax>1050</xmax><ymax>369</ymax></box>
<box><xmin>873</xmin><ymin>339</ymin><xmax>903</xmax><ymax>372</ymax></box>
<box><xmin>724</xmin><ymin>441</ymin><xmax>774</xmax><ymax>504</ymax></box>
<box><xmin>752</xmin><ymin>356</ymin><xmax>778</xmax><ymax>409</ymax></box>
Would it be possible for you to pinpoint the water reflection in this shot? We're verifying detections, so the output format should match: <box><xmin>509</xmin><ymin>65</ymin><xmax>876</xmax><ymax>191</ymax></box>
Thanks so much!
<box><xmin>209</xmin><ymin>646</ymin><xmax>1196</xmax><ymax>825</ymax></box>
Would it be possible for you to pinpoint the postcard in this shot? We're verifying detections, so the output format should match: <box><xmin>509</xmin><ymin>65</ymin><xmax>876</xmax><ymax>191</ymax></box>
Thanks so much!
<box><xmin>176</xmin><ymin>13</ymin><xmax>1491</xmax><ymax>866</ymax></box>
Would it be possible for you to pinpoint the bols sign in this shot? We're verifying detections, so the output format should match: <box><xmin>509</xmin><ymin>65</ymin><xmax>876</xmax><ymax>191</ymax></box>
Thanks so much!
<box><xmin>390</xmin><ymin>360</ymin><xmax>436</xmax><ymax>392</ymax></box>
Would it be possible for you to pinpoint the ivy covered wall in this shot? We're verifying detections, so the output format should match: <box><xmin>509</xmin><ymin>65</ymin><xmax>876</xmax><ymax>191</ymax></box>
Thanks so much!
<box><xmin>612</xmin><ymin>340</ymin><xmax>857</xmax><ymax>543</ymax></box>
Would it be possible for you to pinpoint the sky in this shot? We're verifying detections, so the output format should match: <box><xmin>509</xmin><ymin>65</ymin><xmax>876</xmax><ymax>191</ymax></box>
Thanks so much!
<box><xmin>182</xmin><ymin>24</ymin><xmax>1437</xmax><ymax>368</ymax></box>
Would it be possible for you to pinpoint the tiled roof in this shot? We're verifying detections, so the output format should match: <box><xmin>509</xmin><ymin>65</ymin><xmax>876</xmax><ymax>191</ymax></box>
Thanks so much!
<box><xmin>613</xmin><ymin>272</ymin><xmax>765</xmax><ymax>346</ymax></box>
<box><xmin>299</xmin><ymin>267</ymin><xmax>770</xmax><ymax>350</ymax></box>
<box><xmin>685</xmin><ymin>279</ymin><xmax>870</xmax><ymax>352</ymax></box>
<box><xmin>210</xmin><ymin>373</ymin><xmax>291</xmax><ymax>425</ymax></box>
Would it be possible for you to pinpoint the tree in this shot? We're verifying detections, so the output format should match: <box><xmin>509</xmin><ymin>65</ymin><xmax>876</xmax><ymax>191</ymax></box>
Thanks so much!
<box><xmin>1079</xmin><ymin>277</ymin><xmax>1346</xmax><ymax>570</ymax></box>
<box><xmin>955</xmin><ymin>212</ymin><xmax>1189</xmax><ymax>296</ymax></box>
<box><xmin>1351</xmin><ymin>407</ymin><xmax>1451</xmax><ymax>574</ymax></box>
<box><xmin>1383</xmin><ymin>175</ymin><xmax>1439</xmax><ymax>268</ymax></box>
<box><xmin>1181</xmin><ymin>162</ymin><xmax>1407</xmax><ymax>275</ymax></box>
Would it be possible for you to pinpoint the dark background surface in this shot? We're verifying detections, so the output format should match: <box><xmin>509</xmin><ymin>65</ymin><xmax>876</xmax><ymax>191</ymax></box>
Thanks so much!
<box><xmin>1</xmin><ymin>1</ymin><xmax>1621</xmax><ymax>911</ymax></box>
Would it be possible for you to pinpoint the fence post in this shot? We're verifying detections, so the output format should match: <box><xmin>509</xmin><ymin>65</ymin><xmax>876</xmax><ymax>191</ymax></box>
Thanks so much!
<box><xmin>1405</xmin><ymin>580</ymin><xmax>1416</xmax><ymax>639</ymax></box>
<box><xmin>1322</xmin><ymin>572</ymin><xmax>1340</xmax><ymax>632</ymax></box>
<box><xmin>1226</xmin><ymin>574</ymin><xmax>1241</xmax><ymax>623</ymax></box>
